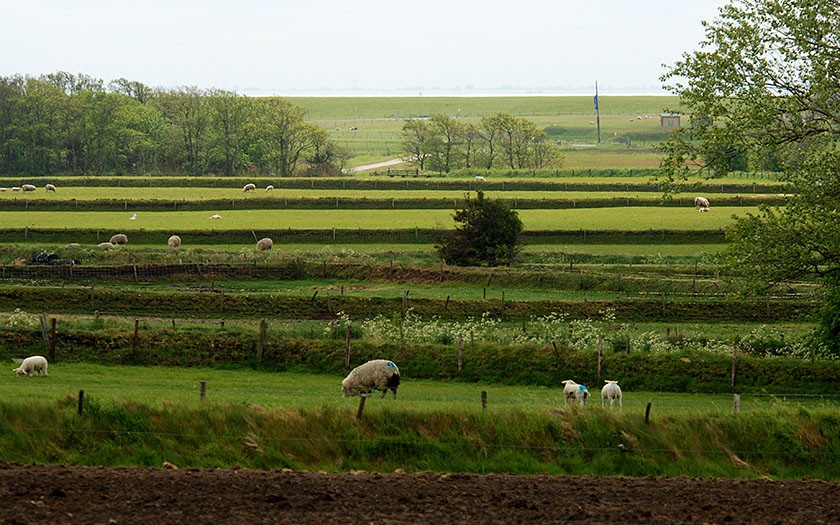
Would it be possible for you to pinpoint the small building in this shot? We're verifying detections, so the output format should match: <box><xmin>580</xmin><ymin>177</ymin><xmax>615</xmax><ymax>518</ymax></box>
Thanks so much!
<box><xmin>660</xmin><ymin>113</ymin><xmax>681</xmax><ymax>128</ymax></box>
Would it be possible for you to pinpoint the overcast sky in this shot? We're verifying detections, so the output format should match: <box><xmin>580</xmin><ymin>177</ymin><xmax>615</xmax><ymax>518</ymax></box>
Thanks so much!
<box><xmin>2</xmin><ymin>0</ymin><xmax>727</xmax><ymax>95</ymax></box>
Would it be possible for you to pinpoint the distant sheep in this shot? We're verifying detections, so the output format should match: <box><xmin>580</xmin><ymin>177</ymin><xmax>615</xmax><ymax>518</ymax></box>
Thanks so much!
<box><xmin>11</xmin><ymin>187</ymin><xmax>20</xmax><ymax>192</ymax></box>
<box><xmin>45</xmin><ymin>184</ymin><xmax>56</xmax><ymax>192</ymax></box>
<box><xmin>21</xmin><ymin>184</ymin><xmax>37</xmax><ymax>192</ymax></box>
<box><xmin>475</xmin><ymin>176</ymin><xmax>486</xmax><ymax>182</ymax></box>
<box><xmin>694</xmin><ymin>196</ymin><xmax>710</xmax><ymax>210</ymax></box>
<box><xmin>243</xmin><ymin>183</ymin><xmax>256</xmax><ymax>192</ymax></box>
<box><xmin>265</xmin><ymin>185</ymin><xmax>274</xmax><ymax>191</ymax></box>
<box><xmin>342</xmin><ymin>359</ymin><xmax>401</xmax><ymax>399</ymax></box>
<box><xmin>97</xmin><ymin>242</ymin><xmax>114</xmax><ymax>249</ymax></box>
<box><xmin>601</xmin><ymin>380</ymin><xmax>623</xmax><ymax>409</ymax></box>
<box><xmin>562</xmin><ymin>379</ymin><xmax>590</xmax><ymax>406</ymax></box>
<box><xmin>13</xmin><ymin>355</ymin><xmax>48</xmax><ymax>377</ymax></box>
<box><xmin>209</xmin><ymin>214</ymin><xmax>222</xmax><ymax>220</ymax></box>
<box><xmin>168</xmin><ymin>235</ymin><xmax>182</xmax><ymax>249</ymax></box>
<box><xmin>129</xmin><ymin>213</ymin><xmax>137</xmax><ymax>220</ymax></box>
<box><xmin>256</xmin><ymin>237</ymin><xmax>273</xmax><ymax>251</ymax></box>
<box><xmin>110</xmin><ymin>233</ymin><xmax>128</xmax><ymax>245</ymax></box>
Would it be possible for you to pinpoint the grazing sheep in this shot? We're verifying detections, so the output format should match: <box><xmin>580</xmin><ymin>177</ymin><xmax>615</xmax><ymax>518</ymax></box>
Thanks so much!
<box><xmin>475</xmin><ymin>176</ymin><xmax>486</xmax><ymax>182</ymax></box>
<box><xmin>97</xmin><ymin>242</ymin><xmax>114</xmax><ymax>249</ymax></box>
<box><xmin>694</xmin><ymin>196</ymin><xmax>710</xmax><ymax>210</ymax></box>
<box><xmin>209</xmin><ymin>214</ymin><xmax>222</xmax><ymax>220</ymax></box>
<box><xmin>0</xmin><ymin>187</ymin><xmax>7</xmax><ymax>192</ymax></box>
<box><xmin>601</xmin><ymin>380</ymin><xmax>623</xmax><ymax>408</ymax></box>
<box><xmin>110</xmin><ymin>233</ymin><xmax>128</xmax><ymax>245</ymax></box>
<box><xmin>256</xmin><ymin>237</ymin><xmax>273</xmax><ymax>251</ymax></box>
<box><xmin>167</xmin><ymin>235</ymin><xmax>182</xmax><ymax>249</ymax></box>
<box><xmin>21</xmin><ymin>184</ymin><xmax>37</xmax><ymax>192</ymax></box>
<box><xmin>45</xmin><ymin>184</ymin><xmax>56</xmax><ymax>192</ymax></box>
<box><xmin>562</xmin><ymin>379</ymin><xmax>590</xmax><ymax>406</ymax></box>
<box><xmin>265</xmin><ymin>185</ymin><xmax>274</xmax><ymax>191</ymax></box>
<box><xmin>130</xmin><ymin>213</ymin><xmax>137</xmax><ymax>220</ymax></box>
<box><xmin>342</xmin><ymin>359</ymin><xmax>401</xmax><ymax>399</ymax></box>
<box><xmin>13</xmin><ymin>355</ymin><xmax>48</xmax><ymax>377</ymax></box>
<box><xmin>11</xmin><ymin>187</ymin><xmax>20</xmax><ymax>192</ymax></box>
<box><xmin>65</xmin><ymin>243</ymin><xmax>82</xmax><ymax>250</ymax></box>
<box><xmin>243</xmin><ymin>183</ymin><xmax>256</xmax><ymax>192</ymax></box>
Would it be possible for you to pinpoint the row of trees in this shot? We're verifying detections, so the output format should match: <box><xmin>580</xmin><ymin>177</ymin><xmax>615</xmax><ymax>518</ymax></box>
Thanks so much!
<box><xmin>401</xmin><ymin>113</ymin><xmax>562</xmax><ymax>173</ymax></box>
<box><xmin>0</xmin><ymin>72</ymin><xmax>346</xmax><ymax>177</ymax></box>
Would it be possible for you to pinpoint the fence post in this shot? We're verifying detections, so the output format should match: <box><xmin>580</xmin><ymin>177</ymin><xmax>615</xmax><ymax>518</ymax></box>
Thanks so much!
<box><xmin>458</xmin><ymin>335</ymin><xmax>464</xmax><ymax>374</ymax></box>
<box><xmin>645</xmin><ymin>401</ymin><xmax>652</xmax><ymax>424</ymax></box>
<box><xmin>199</xmin><ymin>381</ymin><xmax>206</xmax><ymax>402</ymax></box>
<box><xmin>733</xmin><ymin>394</ymin><xmax>741</xmax><ymax>413</ymax></box>
<box><xmin>49</xmin><ymin>318</ymin><xmax>57</xmax><ymax>362</ymax></box>
<box><xmin>731</xmin><ymin>347</ymin><xmax>738</xmax><ymax>388</ymax></box>
<box><xmin>345</xmin><ymin>322</ymin><xmax>352</xmax><ymax>369</ymax></box>
<box><xmin>131</xmin><ymin>319</ymin><xmax>139</xmax><ymax>359</ymax></box>
<box><xmin>77</xmin><ymin>390</ymin><xmax>84</xmax><ymax>415</ymax></box>
<box><xmin>356</xmin><ymin>395</ymin><xmax>366</xmax><ymax>421</ymax></box>
<box><xmin>481</xmin><ymin>390</ymin><xmax>487</xmax><ymax>412</ymax></box>
<box><xmin>256</xmin><ymin>319</ymin><xmax>267</xmax><ymax>362</ymax></box>
<box><xmin>597</xmin><ymin>338</ymin><xmax>603</xmax><ymax>381</ymax></box>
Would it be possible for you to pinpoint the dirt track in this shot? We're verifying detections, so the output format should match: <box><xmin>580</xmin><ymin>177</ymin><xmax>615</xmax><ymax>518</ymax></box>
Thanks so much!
<box><xmin>1</xmin><ymin>463</ymin><xmax>838</xmax><ymax>524</ymax></box>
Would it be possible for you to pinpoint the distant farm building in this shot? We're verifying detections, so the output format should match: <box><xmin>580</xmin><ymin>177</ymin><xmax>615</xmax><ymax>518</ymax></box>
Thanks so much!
<box><xmin>660</xmin><ymin>114</ymin><xmax>681</xmax><ymax>128</ymax></box>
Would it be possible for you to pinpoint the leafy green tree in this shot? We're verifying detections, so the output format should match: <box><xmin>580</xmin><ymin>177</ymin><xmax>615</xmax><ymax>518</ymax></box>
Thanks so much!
<box><xmin>400</xmin><ymin>118</ymin><xmax>433</xmax><ymax>170</ymax></box>
<box><xmin>436</xmin><ymin>191</ymin><xmax>523</xmax><ymax>267</ymax></box>
<box><xmin>660</xmin><ymin>0</ymin><xmax>840</xmax><ymax>353</ymax></box>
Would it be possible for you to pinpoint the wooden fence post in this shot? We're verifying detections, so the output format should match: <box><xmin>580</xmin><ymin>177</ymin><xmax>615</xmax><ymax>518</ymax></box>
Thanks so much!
<box><xmin>77</xmin><ymin>390</ymin><xmax>84</xmax><ymax>415</ymax></box>
<box><xmin>131</xmin><ymin>319</ymin><xmax>139</xmax><ymax>359</ymax></box>
<box><xmin>457</xmin><ymin>335</ymin><xmax>464</xmax><ymax>374</ymax></box>
<box><xmin>49</xmin><ymin>318</ymin><xmax>57</xmax><ymax>362</ymax></box>
<box><xmin>733</xmin><ymin>394</ymin><xmax>741</xmax><ymax>413</ymax></box>
<box><xmin>645</xmin><ymin>401</ymin><xmax>652</xmax><ymax>424</ymax></box>
<box><xmin>256</xmin><ymin>319</ymin><xmax>267</xmax><ymax>362</ymax></box>
<box><xmin>345</xmin><ymin>322</ymin><xmax>352</xmax><ymax>369</ymax></box>
<box><xmin>356</xmin><ymin>395</ymin><xmax>366</xmax><ymax>421</ymax></box>
<box><xmin>199</xmin><ymin>381</ymin><xmax>206</xmax><ymax>402</ymax></box>
<box><xmin>597</xmin><ymin>338</ymin><xmax>603</xmax><ymax>381</ymax></box>
<box><xmin>731</xmin><ymin>347</ymin><xmax>738</xmax><ymax>388</ymax></box>
<box><xmin>481</xmin><ymin>390</ymin><xmax>487</xmax><ymax>412</ymax></box>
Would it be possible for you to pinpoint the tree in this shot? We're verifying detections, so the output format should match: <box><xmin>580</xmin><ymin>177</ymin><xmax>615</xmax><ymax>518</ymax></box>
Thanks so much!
<box><xmin>400</xmin><ymin>118</ymin><xmax>433</xmax><ymax>170</ymax></box>
<box><xmin>436</xmin><ymin>191</ymin><xmax>523</xmax><ymax>267</ymax></box>
<box><xmin>660</xmin><ymin>0</ymin><xmax>840</xmax><ymax>353</ymax></box>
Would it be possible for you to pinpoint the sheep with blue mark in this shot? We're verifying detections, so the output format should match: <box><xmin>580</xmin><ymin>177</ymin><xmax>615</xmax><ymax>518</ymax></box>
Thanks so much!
<box><xmin>562</xmin><ymin>379</ymin><xmax>590</xmax><ymax>406</ymax></box>
<box><xmin>342</xmin><ymin>359</ymin><xmax>401</xmax><ymax>399</ymax></box>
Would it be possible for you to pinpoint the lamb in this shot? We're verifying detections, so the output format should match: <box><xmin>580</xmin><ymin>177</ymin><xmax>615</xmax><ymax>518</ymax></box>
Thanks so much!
<box><xmin>601</xmin><ymin>380</ymin><xmax>623</xmax><ymax>408</ymax></box>
<box><xmin>256</xmin><ymin>237</ymin><xmax>273</xmax><ymax>250</ymax></box>
<box><xmin>11</xmin><ymin>187</ymin><xmax>20</xmax><ymax>192</ymax></box>
<box><xmin>110</xmin><ymin>233</ymin><xmax>128</xmax><ymax>245</ymax></box>
<box><xmin>97</xmin><ymin>242</ymin><xmax>114</xmax><ymax>249</ymax></box>
<box><xmin>45</xmin><ymin>184</ymin><xmax>56</xmax><ymax>192</ymax></box>
<box><xmin>561</xmin><ymin>379</ymin><xmax>590</xmax><ymax>406</ymax></box>
<box><xmin>13</xmin><ymin>355</ymin><xmax>48</xmax><ymax>377</ymax></box>
<box><xmin>342</xmin><ymin>359</ymin><xmax>401</xmax><ymax>399</ymax></box>
<box><xmin>694</xmin><ymin>196</ymin><xmax>710</xmax><ymax>210</ymax></box>
<box><xmin>474</xmin><ymin>176</ymin><xmax>486</xmax><ymax>181</ymax></box>
<box><xmin>265</xmin><ymin>185</ymin><xmax>274</xmax><ymax>191</ymax></box>
<box><xmin>21</xmin><ymin>184</ymin><xmax>37</xmax><ymax>192</ymax></box>
<box><xmin>168</xmin><ymin>235</ymin><xmax>182</xmax><ymax>249</ymax></box>
<box><xmin>243</xmin><ymin>183</ymin><xmax>256</xmax><ymax>192</ymax></box>
<box><xmin>209</xmin><ymin>214</ymin><xmax>222</xmax><ymax>220</ymax></box>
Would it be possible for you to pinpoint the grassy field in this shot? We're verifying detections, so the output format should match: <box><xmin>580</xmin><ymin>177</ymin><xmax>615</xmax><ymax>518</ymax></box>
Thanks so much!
<box><xmin>0</xmin><ymin>207</ymin><xmax>753</xmax><ymax>231</ymax></box>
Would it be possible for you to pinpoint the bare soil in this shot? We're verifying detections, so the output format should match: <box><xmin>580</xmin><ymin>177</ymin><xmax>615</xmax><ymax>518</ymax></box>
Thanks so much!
<box><xmin>1</xmin><ymin>463</ymin><xmax>838</xmax><ymax>524</ymax></box>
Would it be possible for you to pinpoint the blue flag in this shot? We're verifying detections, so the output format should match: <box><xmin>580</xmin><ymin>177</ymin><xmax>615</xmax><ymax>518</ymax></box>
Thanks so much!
<box><xmin>594</xmin><ymin>95</ymin><xmax>599</xmax><ymax>111</ymax></box>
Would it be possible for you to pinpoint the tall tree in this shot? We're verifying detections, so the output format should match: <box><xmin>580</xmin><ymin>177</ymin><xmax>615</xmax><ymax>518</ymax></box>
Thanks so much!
<box><xmin>400</xmin><ymin>118</ymin><xmax>433</xmax><ymax>170</ymax></box>
<box><xmin>207</xmin><ymin>89</ymin><xmax>252</xmax><ymax>176</ymax></box>
<box><xmin>660</xmin><ymin>0</ymin><xmax>840</xmax><ymax>353</ymax></box>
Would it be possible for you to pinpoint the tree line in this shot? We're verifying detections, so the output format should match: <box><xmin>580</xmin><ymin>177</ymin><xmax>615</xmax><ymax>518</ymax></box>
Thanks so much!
<box><xmin>0</xmin><ymin>72</ymin><xmax>347</xmax><ymax>177</ymax></box>
<box><xmin>401</xmin><ymin>113</ymin><xmax>562</xmax><ymax>173</ymax></box>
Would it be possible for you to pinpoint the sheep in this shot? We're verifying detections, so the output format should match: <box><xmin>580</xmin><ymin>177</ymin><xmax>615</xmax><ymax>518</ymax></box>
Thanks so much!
<box><xmin>243</xmin><ymin>183</ymin><xmax>256</xmax><ymax>192</ymax></box>
<box><xmin>13</xmin><ymin>355</ymin><xmax>48</xmax><ymax>377</ymax></box>
<box><xmin>167</xmin><ymin>235</ymin><xmax>182</xmax><ymax>249</ymax></box>
<box><xmin>601</xmin><ymin>380</ymin><xmax>623</xmax><ymax>408</ymax></box>
<box><xmin>209</xmin><ymin>214</ymin><xmax>222</xmax><ymax>220</ymax></box>
<box><xmin>97</xmin><ymin>242</ymin><xmax>114</xmax><ymax>249</ymax></box>
<box><xmin>694</xmin><ymin>196</ymin><xmax>710</xmax><ymax>210</ymax></box>
<box><xmin>561</xmin><ymin>379</ymin><xmax>590</xmax><ymax>406</ymax></box>
<box><xmin>0</xmin><ymin>187</ymin><xmax>6</xmax><ymax>192</ymax></box>
<box><xmin>256</xmin><ymin>237</ymin><xmax>273</xmax><ymax>251</ymax></box>
<box><xmin>45</xmin><ymin>184</ymin><xmax>56</xmax><ymax>192</ymax></box>
<box><xmin>11</xmin><ymin>187</ymin><xmax>20</xmax><ymax>192</ymax></box>
<box><xmin>265</xmin><ymin>185</ymin><xmax>274</xmax><ymax>191</ymax></box>
<box><xmin>130</xmin><ymin>213</ymin><xmax>137</xmax><ymax>220</ymax></box>
<box><xmin>110</xmin><ymin>233</ymin><xmax>128</xmax><ymax>245</ymax></box>
<box><xmin>342</xmin><ymin>359</ymin><xmax>401</xmax><ymax>399</ymax></box>
<box><xmin>474</xmin><ymin>176</ymin><xmax>486</xmax><ymax>182</ymax></box>
<box><xmin>21</xmin><ymin>184</ymin><xmax>37</xmax><ymax>192</ymax></box>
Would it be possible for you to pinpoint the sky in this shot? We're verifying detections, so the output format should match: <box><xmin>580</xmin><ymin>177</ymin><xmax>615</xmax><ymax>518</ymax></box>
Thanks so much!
<box><xmin>2</xmin><ymin>0</ymin><xmax>728</xmax><ymax>95</ymax></box>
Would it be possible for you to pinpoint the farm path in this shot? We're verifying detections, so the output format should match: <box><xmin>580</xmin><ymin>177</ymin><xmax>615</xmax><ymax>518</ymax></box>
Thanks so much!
<box><xmin>347</xmin><ymin>157</ymin><xmax>407</xmax><ymax>172</ymax></box>
<box><xmin>1</xmin><ymin>463</ymin><xmax>838</xmax><ymax>524</ymax></box>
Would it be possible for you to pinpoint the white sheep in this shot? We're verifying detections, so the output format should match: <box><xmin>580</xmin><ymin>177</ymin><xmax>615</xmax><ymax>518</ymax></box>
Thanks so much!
<box><xmin>13</xmin><ymin>355</ymin><xmax>48</xmax><ymax>377</ymax></box>
<box><xmin>168</xmin><ymin>235</ymin><xmax>182</xmax><ymax>249</ymax></box>
<box><xmin>21</xmin><ymin>184</ymin><xmax>37</xmax><ymax>192</ymax></box>
<box><xmin>209</xmin><ymin>214</ymin><xmax>222</xmax><ymax>220</ymax></box>
<box><xmin>562</xmin><ymin>379</ymin><xmax>590</xmax><ymax>406</ymax></box>
<box><xmin>256</xmin><ymin>237</ymin><xmax>273</xmax><ymax>251</ymax></box>
<box><xmin>694</xmin><ymin>196</ymin><xmax>710</xmax><ymax>210</ymax></box>
<box><xmin>97</xmin><ymin>242</ymin><xmax>114</xmax><ymax>249</ymax></box>
<box><xmin>45</xmin><ymin>184</ymin><xmax>56</xmax><ymax>192</ymax></box>
<box><xmin>342</xmin><ymin>359</ymin><xmax>401</xmax><ymax>399</ymax></box>
<box><xmin>243</xmin><ymin>183</ymin><xmax>256</xmax><ymax>192</ymax></box>
<box><xmin>0</xmin><ymin>187</ymin><xmax>7</xmax><ymax>192</ymax></box>
<box><xmin>601</xmin><ymin>380</ymin><xmax>623</xmax><ymax>408</ymax></box>
<box><xmin>265</xmin><ymin>185</ymin><xmax>274</xmax><ymax>191</ymax></box>
<box><xmin>11</xmin><ymin>187</ymin><xmax>20</xmax><ymax>192</ymax></box>
<box><xmin>475</xmin><ymin>176</ymin><xmax>486</xmax><ymax>181</ymax></box>
<box><xmin>110</xmin><ymin>233</ymin><xmax>128</xmax><ymax>245</ymax></box>
<box><xmin>129</xmin><ymin>213</ymin><xmax>137</xmax><ymax>220</ymax></box>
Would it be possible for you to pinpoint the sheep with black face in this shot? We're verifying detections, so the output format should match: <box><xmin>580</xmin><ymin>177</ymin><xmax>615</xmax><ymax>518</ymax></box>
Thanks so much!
<box><xmin>342</xmin><ymin>359</ymin><xmax>401</xmax><ymax>399</ymax></box>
